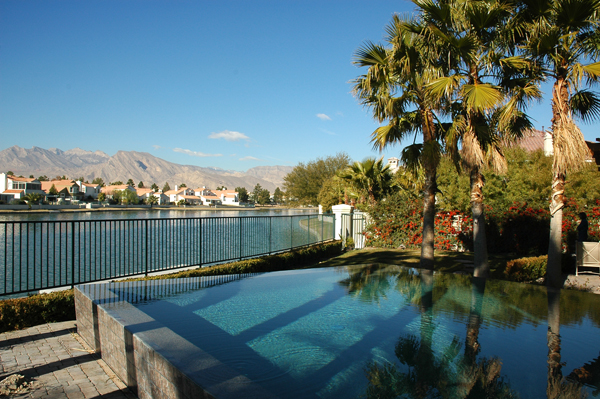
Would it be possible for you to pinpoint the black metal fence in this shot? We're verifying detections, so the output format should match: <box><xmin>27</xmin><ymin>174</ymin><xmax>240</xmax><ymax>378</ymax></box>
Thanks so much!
<box><xmin>0</xmin><ymin>214</ymin><xmax>335</xmax><ymax>297</ymax></box>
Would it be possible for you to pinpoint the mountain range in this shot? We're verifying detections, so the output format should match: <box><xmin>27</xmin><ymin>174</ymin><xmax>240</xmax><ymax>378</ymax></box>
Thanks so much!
<box><xmin>0</xmin><ymin>146</ymin><xmax>292</xmax><ymax>192</ymax></box>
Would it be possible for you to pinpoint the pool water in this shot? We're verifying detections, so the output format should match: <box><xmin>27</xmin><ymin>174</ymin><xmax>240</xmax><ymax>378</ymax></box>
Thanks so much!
<box><xmin>103</xmin><ymin>265</ymin><xmax>600</xmax><ymax>398</ymax></box>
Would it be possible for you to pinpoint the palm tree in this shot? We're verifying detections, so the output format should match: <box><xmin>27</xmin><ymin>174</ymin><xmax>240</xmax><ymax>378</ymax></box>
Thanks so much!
<box><xmin>338</xmin><ymin>157</ymin><xmax>394</xmax><ymax>206</ymax></box>
<box><xmin>145</xmin><ymin>195</ymin><xmax>158</xmax><ymax>207</ymax></box>
<box><xmin>416</xmin><ymin>0</ymin><xmax>538</xmax><ymax>277</ymax></box>
<box><xmin>23</xmin><ymin>193</ymin><xmax>43</xmax><ymax>209</ymax></box>
<box><xmin>520</xmin><ymin>0</ymin><xmax>600</xmax><ymax>288</ymax></box>
<box><xmin>353</xmin><ymin>14</ymin><xmax>444</xmax><ymax>271</ymax></box>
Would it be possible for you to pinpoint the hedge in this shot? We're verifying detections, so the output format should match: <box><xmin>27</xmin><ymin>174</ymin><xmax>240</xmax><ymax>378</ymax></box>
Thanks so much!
<box><xmin>0</xmin><ymin>290</ymin><xmax>75</xmax><ymax>334</ymax></box>
<box><xmin>504</xmin><ymin>255</ymin><xmax>548</xmax><ymax>282</ymax></box>
<box><xmin>0</xmin><ymin>241</ymin><xmax>342</xmax><ymax>333</ymax></box>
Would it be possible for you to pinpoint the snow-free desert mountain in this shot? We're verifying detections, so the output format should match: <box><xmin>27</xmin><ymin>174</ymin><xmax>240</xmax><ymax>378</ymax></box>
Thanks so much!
<box><xmin>0</xmin><ymin>146</ymin><xmax>292</xmax><ymax>191</ymax></box>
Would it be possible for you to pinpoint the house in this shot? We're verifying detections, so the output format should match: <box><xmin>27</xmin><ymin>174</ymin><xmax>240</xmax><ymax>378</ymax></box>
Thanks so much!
<box><xmin>136</xmin><ymin>188</ymin><xmax>168</xmax><ymax>205</ymax></box>
<box><xmin>194</xmin><ymin>187</ymin><xmax>222</xmax><ymax>206</ymax></box>
<box><xmin>41</xmin><ymin>179</ymin><xmax>83</xmax><ymax>202</ymax></box>
<box><xmin>0</xmin><ymin>173</ymin><xmax>45</xmax><ymax>201</ymax></box>
<box><xmin>163</xmin><ymin>186</ymin><xmax>196</xmax><ymax>203</ymax></box>
<box><xmin>215</xmin><ymin>189</ymin><xmax>239</xmax><ymax>206</ymax></box>
<box><xmin>76</xmin><ymin>181</ymin><xmax>102</xmax><ymax>199</ymax></box>
<box><xmin>387</xmin><ymin>157</ymin><xmax>400</xmax><ymax>174</ymax></box>
<box><xmin>101</xmin><ymin>184</ymin><xmax>136</xmax><ymax>199</ymax></box>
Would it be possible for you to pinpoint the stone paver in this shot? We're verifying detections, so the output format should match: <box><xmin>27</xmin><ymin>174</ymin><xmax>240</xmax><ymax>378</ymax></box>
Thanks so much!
<box><xmin>0</xmin><ymin>321</ymin><xmax>136</xmax><ymax>398</ymax></box>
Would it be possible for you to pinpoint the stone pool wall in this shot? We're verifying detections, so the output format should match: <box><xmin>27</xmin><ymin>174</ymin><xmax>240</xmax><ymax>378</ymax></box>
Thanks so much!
<box><xmin>74</xmin><ymin>284</ymin><xmax>213</xmax><ymax>399</ymax></box>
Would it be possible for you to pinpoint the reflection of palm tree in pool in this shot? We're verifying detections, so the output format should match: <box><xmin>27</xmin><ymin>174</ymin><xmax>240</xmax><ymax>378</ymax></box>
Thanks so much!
<box><xmin>546</xmin><ymin>287</ymin><xmax>585</xmax><ymax>399</ymax></box>
<box><xmin>338</xmin><ymin>264</ymin><xmax>394</xmax><ymax>303</ymax></box>
<box><xmin>363</xmin><ymin>273</ymin><xmax>515</xmax><ymax>398</ymax></box>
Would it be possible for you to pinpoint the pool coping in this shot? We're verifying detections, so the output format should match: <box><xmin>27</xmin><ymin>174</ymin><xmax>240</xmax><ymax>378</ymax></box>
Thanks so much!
<box><xmin>75</xmin><ymin>276</ymin><xmax>277</xmax><ymax>399</ymax></box>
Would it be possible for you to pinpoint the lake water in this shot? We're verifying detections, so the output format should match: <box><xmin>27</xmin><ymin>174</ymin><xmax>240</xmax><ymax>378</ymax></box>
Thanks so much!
<box><xmin>0</xmin><ymin>208</ymin><xmax>333</xmax><ymax>297</ymax></box>
<box><xmin>0</xmin><ymin>207</ymin><xmax>316</xmax><ymax>222</ymax></box>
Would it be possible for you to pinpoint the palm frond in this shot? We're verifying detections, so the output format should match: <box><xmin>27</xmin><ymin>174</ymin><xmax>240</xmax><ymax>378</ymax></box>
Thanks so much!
<box><xmin>570</xmin><ymin>89</ymin><xmax>600</xmax><ymax>122</ymax></box>
<box><xmin>461</xmin><ymin>83</ymin><xmax>505</xmax><ymax>112</ymax></box>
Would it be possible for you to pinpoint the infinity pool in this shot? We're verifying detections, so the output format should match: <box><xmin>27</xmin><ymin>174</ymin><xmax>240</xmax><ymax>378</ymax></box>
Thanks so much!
<box><xmin>76</xmin><ymin>265</ymin><xmax>600</xmax><ymax>398</ymax></box>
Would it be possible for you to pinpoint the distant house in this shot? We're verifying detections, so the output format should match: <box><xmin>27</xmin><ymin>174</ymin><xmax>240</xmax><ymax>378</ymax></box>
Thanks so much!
<box><xmin>215</xmin><ymin>189</ymin><xmax>239</xmax><ymax>206</ymax></box>
<box><xmin>387</xmin><ymin>157</ymin><xmax>400</xmax><ymax>174</ymax></box>
<box><xmin>101</xmin><ymin>184</ymin><xmax>136</xmax><ymax>199</ymax></box>
<box><xmin>76</xmin><ymin>181</ymin><xmax>102</xmax><ymax>199</ymax></box>
<box><xmin>163</xmin><ymin>186</ymin><xmax>196</xmax><ymax>203</ymax></box>
<box><xmin>194</xmin><ymin>187</ymin><xmax>222</xmax><ymax>206</ymax></box>
<box><xmin>136</xmin><ymin>187</ymin><xmax>168</xmax><ymax>205</ymax></box>
<box><xmin>0</xmin><ymin>173</ymin><xmax>45</xmax><ymax>201</ymax></box>
<box><xmin>41</xmin><ymin>179</ymin><xmax>83</xmax><ymax>202</ymax></box>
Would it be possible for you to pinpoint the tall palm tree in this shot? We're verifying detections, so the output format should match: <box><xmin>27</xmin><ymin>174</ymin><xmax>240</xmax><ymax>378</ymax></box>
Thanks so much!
<box><xmin>416</xmin><ymin>0</ymin><xmax>538</xmax><ymax>278</ymax></box>
<box><xmin>520</xmin><ymin>0</ymin><xmax>600</xmax><ymax>288</ymax></box>
<box><xmin>353</xmin><ymin>14</ymin><xmax>444</xmax><ymax>271</ymax></box>
<box><xmin>338</xmin><ymin>157</ymin><xmax>394</xmax><ymax>206</ymax></box>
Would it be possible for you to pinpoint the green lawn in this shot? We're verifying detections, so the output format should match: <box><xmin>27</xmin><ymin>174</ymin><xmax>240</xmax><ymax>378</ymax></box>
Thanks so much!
<box><xmin>316</xmin><ymin>248</ymin><xmax>512</xmax><ymax>279</ymax></box>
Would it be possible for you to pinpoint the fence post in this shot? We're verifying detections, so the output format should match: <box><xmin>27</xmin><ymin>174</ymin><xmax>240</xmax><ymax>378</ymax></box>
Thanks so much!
<box><xmin>239</xmin><ymin>216</ymin><xmax>242</xmax><ymax>261</ymax></box>
<box><xmin>269</xmin><ymin>217</ymin><xmax>272</xmax><ymax>255</ymax></box>
<box><xmin>145</xmin><ymin>219</ymin><xmax>149</xmax><ymax>276</ymax></box>
<box><xmin>71</xmin><ymin>221</ymin><xmax>75</xmax><ymax>288</ymax></box>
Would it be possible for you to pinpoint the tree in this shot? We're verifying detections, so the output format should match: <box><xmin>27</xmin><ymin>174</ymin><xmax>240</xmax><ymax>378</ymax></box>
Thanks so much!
<box><xmin>258</xmin><ymin>189</ymin><xmax>271</xmax><ymax>205</ymax></box>
<box><xmin>163</xmin><ymin>182</ymin><xmax>171</xmax><ymax>192</ymax></box>
<box><xmin>417</xmin><ymin>0</ymin><xmax>537</xmax><ymax>277</ymax></box>
<box><xmin>126</xmin><ymin>178</ymin><xmax>134</xmax><ymax>186</ymax></box>
<box><xmin>23</xmin><ymin>193</ymin><xmax>42</xmax><ymax>209</ymax></box>
<box><xmin>273</xmin><ymin>187</ymin><xmax>284</xmax><ymax>204</ymax></box>
<box><xmin>236</xmin><ymin>187</ymin><xmax>249</xmax><ymax>202</ymax></box>
<box><xmin>110</xmin><ymin>181</ymin><xmax>123</xmax><ymax>186</ymax></box>
<box><xmin>48</xmin><ymin>184</ymin><xmax>59</xmax><ymax>196</ymax></box>
<box><xmin>251</xmin><ymin>184</ymin><xmax>263</xmax><ymax>203</ymax></box>
<box><xmin>145</xmin><ymin>195</ymin><xmax>158</xmax><ymax>207</ymax></box>
<box><xmin>339</xmin><ymin>157</ymin><xmax>394</xmax><ymax>206</ymax></box>
<box><xmin>317</xmin><ymin>176</ymin><xmax>348</xmax><ymax>211</ymax></box>
<box><xmin>113</xmin><ymin>189</ymin><xmax>138</xmax><ymax>206</ymax></box>
<box><xmin>151</xmin><ymin>183</ymin><xmax>159</xmax><ymax>192</ymax></box>
<box><xmin>283</xmin><ymin>153</ymin><xmax>351</xmax><ymax>206</ymax></box>
<box><xmin>75</xmin><ymin>176</ymin><xmax>85</xmax><ymax>182</ymax></box>
<box><xmin>520</xmin><ymin>0</ymin><xmax>600</xmax><ymax>288</ymax></box>
<box><xmin>37</xmin><ymin>175</ymin><xmax>48</xmax><ymax>181</ymax></box>
<box><xmin>216</xmin><ymin>186</ymin><xmax>227</xmax><ymax>190</ymax></box>
<box><xmin>138</xmin><ymin>181</ymin><xmax>144</xmax><ymax>188</ymax></box>
<box><xmin>29</xmin><ymin>175</ymin><xmax>34</xmax><ymax>178</ymax></box>
<box><xmin>353</xmin><ymin>15</ymin><xmax>444</xmax><ymax>271</ymax></box>
<box><xmin>92</xmin><ymin>177</ymin><xmax>105</xmax><ymax>187</ymax></box>
<box><xmin>98</xmin><ymin>192</ymin><xmax>106</xmax><ymax>202</ymax></box>
<box><xmin>179</xmin><ymin>183</ymin><xmax>187</xmax><ymax>188</ymax></box>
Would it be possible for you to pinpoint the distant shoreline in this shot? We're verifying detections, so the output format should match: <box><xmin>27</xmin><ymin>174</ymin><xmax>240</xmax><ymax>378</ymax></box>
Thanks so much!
<box><xmin>0</xmin><ymin>205</ymin><xmax>314</xmax><ymax>214</ymax></box>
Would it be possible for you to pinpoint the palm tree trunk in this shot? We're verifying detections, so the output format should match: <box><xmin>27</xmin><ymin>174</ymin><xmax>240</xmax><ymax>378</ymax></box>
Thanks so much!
<box><xmin>470</xmin><ymin>168</ymin><xmax>489</xmax><ymax>278</ymax></box>
<box><xmin>465</xmin><ymin>277</ymin><xmax>486</xmax><ymax>364</ymax></box>
<box><xmin>546</xmin><ymin>287</ymin><xmax>562</xmax><ymax>399</ymax></box>
<box><xmin>420</xmin><ymin>111</ymin><xmax>437</xmax><ymax>271</ymax></box>
<box><xmin>547</xmin><ymin>172</ymin><xmax>565</xmax><ymax>288</ymax></box>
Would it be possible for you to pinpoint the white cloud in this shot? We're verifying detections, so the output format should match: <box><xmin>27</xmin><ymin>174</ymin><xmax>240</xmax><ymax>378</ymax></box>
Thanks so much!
<box><xmin>173</xmin><ymin>148</ymin><xmax>223</xmax><ymax>157</ymax></box>
<box><xmin>320</xmin><ymin>129</ymin><xmax>336</xmax><ymax>136</ymax></box>
<box><xmin>317</xmin><ymin>113</ymin><xmax>332</xmax><ymax>121</ymax></box>
<box><xmin>239</xmin><ymin>156</ymin><xmax>261</xmax><ymax>161</ymax></box>
<box><xmin>152</xmin><ymin>145</ymin><xmax>161</xmax><ymax>150</ymax></box>
<box><xmin>208</xmin><ymin>130</ymin><xmax>250</xmax><ymax>141</ymax></box>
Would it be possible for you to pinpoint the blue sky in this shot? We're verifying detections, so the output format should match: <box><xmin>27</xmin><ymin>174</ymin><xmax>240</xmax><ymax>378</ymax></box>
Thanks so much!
<box><xmin>1</xmin><ymin>1</ymin><xmax>599</xmax><ymax>172</ymax></box>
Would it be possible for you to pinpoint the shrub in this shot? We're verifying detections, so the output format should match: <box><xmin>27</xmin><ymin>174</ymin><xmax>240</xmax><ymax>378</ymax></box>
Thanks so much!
<box><xmin>504</xmin><ymin>256</ymin><xmax>547</xmax><ymax>282</ymax></box>
<box><xmin>0</xmin><ymin>290</ymin><xmax>75</xmax><ymax>334</ymax></box>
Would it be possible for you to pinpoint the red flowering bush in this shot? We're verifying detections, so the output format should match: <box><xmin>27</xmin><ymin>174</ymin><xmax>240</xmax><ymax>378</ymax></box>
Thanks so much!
<box><xmin>366</xmin><ymin>195</ymin><xmax>600</xmax><ymax>255</ymax></box>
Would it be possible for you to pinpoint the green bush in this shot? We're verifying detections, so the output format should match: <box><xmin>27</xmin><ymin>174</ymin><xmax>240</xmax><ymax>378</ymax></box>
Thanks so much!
<box><xmin>0</xmin><ymin>290</ymin><xmax>75</xmax><ymax>334</ymax></box>
<box><xmin>504</xmin><ymin>255</ymin><xmax>547</xmax><ymax>282</ymax></box>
